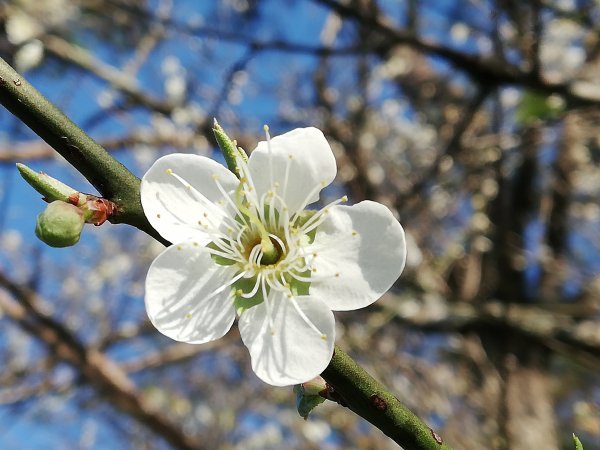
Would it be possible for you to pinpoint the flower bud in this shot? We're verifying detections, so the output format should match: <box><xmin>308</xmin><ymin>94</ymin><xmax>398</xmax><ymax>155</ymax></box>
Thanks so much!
<box><xmin>213</xmin><ymin>119</ymin><xmax>247</xmax><ymax>176</ymax></box>
<box><xmin>293</xmin><ymin>376</ymin><xmax>328</xmax><ymax>419</ymax></box>
<box><xmin>35</xmin><ymin>201</ymin><xmax>85</xmax><ymax>248</ymax></box>
<box><xmin>299</xmin><ymin>376</ymin><xmax>327</xmax><ymax>396</ymax></box>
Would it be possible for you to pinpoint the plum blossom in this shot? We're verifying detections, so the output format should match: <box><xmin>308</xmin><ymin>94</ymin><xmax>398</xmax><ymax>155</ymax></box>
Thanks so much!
<box><xmin>141</xmin><ymin>126</ymin><xmax>406</xmax><ymax>386</ymax></box>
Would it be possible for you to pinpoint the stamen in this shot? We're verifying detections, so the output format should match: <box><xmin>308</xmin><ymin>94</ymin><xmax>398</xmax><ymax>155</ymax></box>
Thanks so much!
<box><xmin>281</xmin><ymin>153</ymin><xmax>293</xmax><ymax>201</ymax></box>
<box><xmin>298</xmin><ymin>195</ymin><xmax>349</xmax><ymax>235</ymax></box>
<box><xmin>302</xmin><ymin>233</ymin><xmax>355</xmax><ymax>254</ymax></box>
<box><xmin>261</xmin><ymin>278</ymin><xmax>275</xmax><ymax>333</ymax></box>
<box><xmin>237</xmin><ymin>157</ymin><xmax>262</xmax><ymax>212</ymax></box>
<box><xmin>212</xmin><ymin>174</ymin><xmax>251</xmax><ymax>229</ymax></box>
<box><xmin>240</xmin><ymin>273</ymin><xmax>263</xmax><ymax>298</ymax></box>
<box><xmin>286</xmin><ymin>269</ymin><xmax>334</xmax><ymax>283</ymax></box>
<box><xmin>290</xmin><ymin>180</ymin><xmax>327</xmax><ymax>221</ymax></box>
<box><xmin>265</xmin><ymin>273</ymin><xmax>289</xmax><ymax>292</ymax></box>
<box><xmin>165</xmin><ymin>169</ymin><xmax>229</xmax><ymax>229</ymax></box>
<box><xmin>288</xmin><ymin>295</ymin><xmax>327</xmax><ymax>339</ymax></box>
<box><xmin>205</xmin><ymin>245</ymin><xmax>245</xmax><ymax>264</ymax></box>
<box><xmin>178</xmin><ymin>291</ymin><xmax>237</xmax><ymax>341</ymax></box>
<box><xmin>179</xmin><ymin>269</ymin><xmax>247</xmax><ymax>321</ymax></box>
<box><xmin>234</xmin><ymin>161</ymin><xmax>273</xmax><ymax>246</ymax></box>
<box><xmin>256</xmin><ymin>248</ymin><xmax>265</xmax><ymax>265</ymax></box>
<box><xmin>264</xmin><ymin>124</ymin><xmax>274</xmax><ymax>189</ymax></box>
<box><xmin>248</xmin><ymin>244</ymin><xmax>262</xmax><ymax>266</ymax></box>
<box><xmin>268</xmin><ymin>233</ymin><xmax>287</xmax><ymax>257</ymax></box>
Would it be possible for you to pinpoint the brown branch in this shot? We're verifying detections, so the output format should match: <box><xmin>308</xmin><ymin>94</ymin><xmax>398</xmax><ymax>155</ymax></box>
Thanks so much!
<box><xmin>0</xmin><ymin>131</ymin><xmax>206</xmax><ymax>162</ymax></box>
<box><xmin>0</xmin><ymin>271</ymin><xmax>204</xmax><ymax>450</ymax></box>
<box><xmin>313</xmin><ymin>0</ymin><xmax>600</xmax><ymax>108</ymax></box>
<box><xmin>383</xmin><ymin>294</ymin><xmax>600</xmax><ymax>368</ymax></box>
<box><xmin>121</xmin><ymin>340</ymin><xmax>228</xmax><ymax>373</ymax></box>
<box><xmin>42</xmin><ymin>35</ymin><xmax>177</xmax><ymax>115</ymax></box>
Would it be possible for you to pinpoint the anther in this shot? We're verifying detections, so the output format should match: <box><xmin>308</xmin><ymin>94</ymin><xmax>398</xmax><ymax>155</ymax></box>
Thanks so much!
<box><xmin>165</xmin><ymin>168</ymin><xmax>173</xmax><ymax>175</ymax></box>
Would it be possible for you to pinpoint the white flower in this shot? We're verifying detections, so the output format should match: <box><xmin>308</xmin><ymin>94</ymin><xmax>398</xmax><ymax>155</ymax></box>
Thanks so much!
<box><xmin>141</xmin><ymin>127</ymin><xmax>406</xmax><ymax>386</ymax></box>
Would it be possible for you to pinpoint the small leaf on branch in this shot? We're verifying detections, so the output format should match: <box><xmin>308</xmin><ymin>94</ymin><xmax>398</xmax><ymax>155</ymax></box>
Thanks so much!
<box><xmin>17</xmin><ymin>163</ymin><xmax>85</xmax><ymax>205</ymax></box>
<box><xmin>213</xmin><ymin>119</ymin><xmax>247</xmax><ymax>176</ymax></box>
<box><xmin>573</xmin><ymin>433</ymin><xmax>584</xmax><ymax>450</ymax></box>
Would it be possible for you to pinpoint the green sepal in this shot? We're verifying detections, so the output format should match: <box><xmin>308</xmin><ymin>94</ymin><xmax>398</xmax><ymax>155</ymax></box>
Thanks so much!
<box><xmin>294</xmin><ymin>384</ymin><xmax>326</xmax><ymax>419</ymax></box>
<box><xmin>207</xmin><ymin>241</ymin><xmax>237</xmax><ymax>266</ymax></box>
<box><xmin>232</xmin><ymin>276</ymin><xmax>264</xmax><ymax>315</ymax></box>
<box><xmin>573</xmin><ymin>434</ymin><xmax>584</xmax><ymax>450</ymax></box>
<box><xmin>17</xmin><ymin>163</ymin><xmax>84</xmax><ymax>205</ymax></box>
<box><xmin>213</xmin><ymin>119</ymin><xmax>247</xmax><ymax>177</ymax></box>
<box><xmin>287</xmin><ymin>270</ymin><xmax>310</xmax><ymax>296</ymax></box>
<box><xmin>293</xmin><ymin>210</ymin><xmax>318</xmax><ymax>244</ymax></box>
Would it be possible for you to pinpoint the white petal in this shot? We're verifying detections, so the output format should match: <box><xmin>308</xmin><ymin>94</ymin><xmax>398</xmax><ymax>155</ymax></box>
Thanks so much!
<box><xmin>145</xmin><ymin>242</ymin><xmax>236</xmax><ymax>343</ymax></box>
<box><xmin>141</xmin><ymin>153</ymin><xmax>239</xmax><ymax>244</ymax></box>
<box><xmin>238</xmin><ymin>294</ymin><xmax>335</xmax><ymax>386</ymax></box>
<box><xmin>248</xmin><ymin>128</ymin><xmax>337</xmax><ymax>214</ymax></box>
<box><xmin>307</xmin><ymin>201</ymin><xmax>406</xmax><ymax>311</ymax></box>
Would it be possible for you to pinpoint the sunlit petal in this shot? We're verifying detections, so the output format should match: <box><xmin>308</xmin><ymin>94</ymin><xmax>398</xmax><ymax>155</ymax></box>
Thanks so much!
<box><xmin>248</xmin><ymin>127</ymin><xmax>337</xmax><ymax>214</ymax></box>
<box><xmin>307</xmin><ymin>201</ymin><xmax>406</xmax><ymax>311</ymax></box>
<box><xmin>239</xmin><ymin>294</ymin><xmax>335</xmax><ymax>386</ymax></box>
<box><xmin>145</xmin><ymin>242</ymin><xmax>237</xmax><ymax>343</ymax></box>
<box><xmin>141</xmin><ymin>153</ymin><xmax>239</xmax><ymax>244</ymax></box>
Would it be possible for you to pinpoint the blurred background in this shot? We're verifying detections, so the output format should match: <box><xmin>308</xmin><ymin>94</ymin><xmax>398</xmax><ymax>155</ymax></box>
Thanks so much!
<box><xmin>1</xmin><ymin>0</ymin><xmax>599</xmax><ymax>449</ymax></box>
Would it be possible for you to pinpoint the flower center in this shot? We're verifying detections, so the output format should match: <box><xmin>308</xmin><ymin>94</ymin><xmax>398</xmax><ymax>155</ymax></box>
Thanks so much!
<box><xmin>243</xmin><ymin>230</ymin><xmax>285</xmax><ymax>266</ymax></box>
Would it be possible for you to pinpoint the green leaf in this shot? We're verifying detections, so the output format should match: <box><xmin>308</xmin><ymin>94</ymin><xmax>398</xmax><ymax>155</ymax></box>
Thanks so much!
<box><xmin>294</xmin><ymin>385</ymin><xmax>326</xmax><ymax>419</ymax></box>
<box><xmin>17</xmin><ymin>163</ymin><xmax>84</xmax><ymax>204</ymax></box>
<box><xmin>573</xmin><ymin>433</ymin><xmax>584</xmax><ymax>450</ymax></box>
<box><xmin>213</xmin><ymin>119</ymin><xmax>247</xmax><ymax>177</ymax></box>
<box><xmin>515</xmin><ymin>90</ymin><xmax>564</xmax><ymax>125</ymax></box>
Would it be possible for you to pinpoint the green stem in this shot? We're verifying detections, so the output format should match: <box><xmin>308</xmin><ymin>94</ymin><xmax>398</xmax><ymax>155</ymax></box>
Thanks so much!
<box><xmin>322</xmin><ymin>346</ymin><xmax>452</xmax><ymax>450</ymax></box>
<box><xmin>0</xmin><ymin>58</ymin><xmax>453</xmax><ymax>449</ymax></box>
<box><xmin>0</xmin><ymin>57</ymin><xmax>166</xmax><ymax>244</ymax></box>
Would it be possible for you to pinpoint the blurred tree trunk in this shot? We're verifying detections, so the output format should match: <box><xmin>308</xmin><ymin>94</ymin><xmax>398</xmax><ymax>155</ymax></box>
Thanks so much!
<box><xmin>503</xmin><ymin>346</ymin><xmax>558</xmax><ymax>450</ymax></box>
<box><xmin>483</xmin><ymin>126</ymin><xmax>559</xmax><ymax>450</ymax></box>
